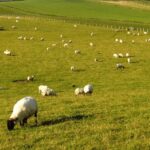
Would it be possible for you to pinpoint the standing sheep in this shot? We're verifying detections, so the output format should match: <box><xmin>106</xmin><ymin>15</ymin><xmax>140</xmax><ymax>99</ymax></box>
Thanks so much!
<box><xmin>7</xmin><ymin>96</ymin><xmax>38</xmax><ymax>130</ymax></box>
<box><xmin>83</xmin><ymin>84</ymin><xmax>93</xmax><ymax>94</ymax></box>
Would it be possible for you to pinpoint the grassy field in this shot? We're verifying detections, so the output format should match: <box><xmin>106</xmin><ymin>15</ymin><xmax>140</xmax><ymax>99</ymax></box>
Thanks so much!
<box><xmin>0</xmin><ymin>0</ymin><xmax>150</xmax><ymax>149</ymax></box>
<box><xmin>1</xmin><ymin>0</ymin><xmax>150</xmax><ymax>24</ymax></box>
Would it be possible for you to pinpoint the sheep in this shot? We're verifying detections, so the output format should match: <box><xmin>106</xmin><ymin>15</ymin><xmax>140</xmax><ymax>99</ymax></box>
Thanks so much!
<box><xmin>16</xmin><ymin>20</ymin><xmax>19</xmax><ymax>23</ymax></box>
<box><xmin>4</xmin><ymin>49</ymin><xmax>11</xmax><ymax>56</ymax></box>
<box><xmin>27</xmin><ymin>75</ymin><xmax>34</xmax><ymax>81</ymax></box>
<box><xmin>68</xmin><ymin>40</ymin><xmax>72</xmax><ymax>43</ymax></box>
<box><xmin>113</xmin><ymin>53</ymin><xmax>118</xmax><ymax>58</ymax></box>
<box><xmin>52</xmin><ymin>43</ymin><xmax>57</xmax><ymax>47</ymax></box>
<box><xmin>115</xmin><ymin>38</ymin><xmax>119</xmax><ymax>42</ymax></box>
<box><xmin>38</xmin><ymin>85</ymin><xmax>56</xmax><ymax>96</ymax></box>
<box><xmin>127</xmin><ymin>58</ymin><xmax>131</xmax><ymax>63</ymax></box>
<box><xmin>30</xmin><ymin>37</ymin><xmax>34</xmax><ymax>40</ymax></box>
<box><xmin>18</xmin><ymin>36</ymin><xmax>23</xmax><ymax>40</ymax></box>
<box><xmin>11</xmin><ymin>25</ymin><xmax>16</xmax><ymax>29</ymax></box>
<box><xmin>40</xmin><ymin>37</ymin><xmax>44</xmax><ymax>41</ymax></box>
<box><xmin>74</xmin><ymin>88</ymin><xmax>84</xmax><ymax>95</ymax></box>
<box><xmin>94</xmin><ymin>58</ymin><xmax>98</xmax><ymax>62</ymax></box>
<box><xmin>89</xmin><ymin>42</ymin><xmax>94</xmax><ymax>47</ymax></box>
<box><xmin>7</xmin><ymin>96</ymin><xmax>38</xmax><ymax>130</ymax></box>
<box><xmin>118</xmin><ymin>53</ymin><xmax>124</xmax><ymax>58</ymax></box>
<box><xmin>143</xmin><ymin>31</ymin><xmax>148</xmax><ymax>35</ymax></box>
<box><xmin>119</xmin><ymin>39</ymin><xmax>123</xmax><ymax>44</ymax></box>
<box><xmin>126</xmin><ymin>53</ymin><xmax>130</xmax><ymax>57</ymax></box>
<box><xmin>83</xmin><ymin>84</ymin><xmax>93</xmax><ymax>94</ymax></box>
<box><xmin>116</xmin><ymin>63</ymin><xmax>125</xmax><ymax>69</ymax></box>
<box><xmin>73</xmin><ymin>24</ymin><xmax>77</xmax><ymax>28</ymax></box>
<box><xmin>90</xmin><ymin>32</ymin><xmax>94</xmax><ymax>36</ymax></box>
<box><xmin>74</xmin><ymin>50</ymin><xmax>80</xmax><ymax>54</ymax></box>
<box><xmin>46</xmin><ymin>47</ymin><xmax>50</xmax><ymax>51</ymax></box>
<box><xmin>70</xmin><ymin>66</ymin><xmax>75</xmax><ymax>71</ymax></box>
<box><xmin>132</xmin><ymin>40</ymin><xmax>135</xmax><ymax>43</ymax></box>
<box><xmin>63</xmin><ymin>43</ymin><xmax>69</xmax><ymax>48</ymax></box>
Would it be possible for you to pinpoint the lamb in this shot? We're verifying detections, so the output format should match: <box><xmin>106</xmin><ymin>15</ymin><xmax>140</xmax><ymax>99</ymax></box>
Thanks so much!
<box><xmin>70</xmin><ymin>66</ymin><xmax>75</xmax><ymax>71</ymax></box>
<box><xmin>7</xmin><ymin>96</ymin><xmax>38</xmax><ymax>130</ymax></box>
<box><xmin>27</xmin><ymin>75</ymin><xmax>34</xmax><ymax>81</ymax></box>
<box><xmin>74</xmin><ymin>50</ymin><xmax>80</xmax><ymax>54</ymax></box>
<box><xmin>113</xmin><ymin>53</ymin><xmax>118</xmax><ymax>58</ymax></box>
<box><xmin>83</xmin><ymin>84</ymin><xmax>93</xmax><ymax>94</ymax></box>
<box><xmin>74</xmin><ymin>88</ymin><xmax>84</xmax><ymax>95</ymax></box>
<box><xmin>116</xmin><ymin>63</ymin><xmax>125</xmax><ymax>69</ymax></box>
<box><xmin>38</xmin><ymin>85</ymin><xmax>56</xmax><ymax>96</ymax></box>
<box><xmin>4</xmin><ymin>49</ymin><xmax>11</xmax><ymax>56</ymax></box>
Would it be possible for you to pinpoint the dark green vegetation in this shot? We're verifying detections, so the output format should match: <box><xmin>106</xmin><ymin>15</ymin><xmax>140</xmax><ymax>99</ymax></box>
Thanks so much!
<box><xmin>0</xmin><ymin>0</ymin><xmax>150</xmax><ymax>149</ymax></box>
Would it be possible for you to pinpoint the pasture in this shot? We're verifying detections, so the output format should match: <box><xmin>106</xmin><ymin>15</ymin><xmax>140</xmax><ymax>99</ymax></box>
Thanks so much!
<box><xmin>0</xmin><ymin>0</ymin><xmax>150</xmax><ymax>149</ymax></box>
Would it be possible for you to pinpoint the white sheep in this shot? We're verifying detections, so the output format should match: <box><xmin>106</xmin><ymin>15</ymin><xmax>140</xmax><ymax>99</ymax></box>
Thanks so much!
<box><xmin>34</xmin><ymin>27</ymin><xmax>38</xmax><ymax>31</ymax></box>
<box><xmin>113</xmin><ymin>53</ymin><xmax>118</xmax><ymax>58</ymax></box>
<box><xmin>74</xmin><ymin>88</ymin><xmax>84</xmax><ymax>95</ymax></box>
<box><xmin>115</xmin><ymin>38</ymin><xmax>119</xmax><ymax>42</ymax></box>
<box><xmin>74</xmin><ymin>50</ymin><xmax>80</xmax><ymax>54</ymax></box>
<box><xmin>89</xmin><ymin>42</ymin><xmax>94</xmax><ymax>47</ymax></box>
<box><xmin>127</xmin><ymin>58</ymin><xmax>131</xmax><ymax>63</ymax></box>
<box><xmin>52</xmin><ymin>43</ymin><xmax>57</xmax><ymax>47</ymax></box>
<box><xmin>18</xmin><ymin>36</ymin><xmax>23</xmax><ymax>40</ymax></box>
<box><xmin>7</xmin><ymin>96</ymin><xmax>38</xmax><ymax>130</ymax></box>
<box><xmin>126</xmin><ymin>53</ymin><xmax>130</xmax><ymax>57</ymax></box>
<box><xmin>94</xmin><ymin>58</ymin><xmax>98</xmax><ymax>62</ymax></box>
<box><xmin>90</xmin><ymin>32</ymin><xmax>94</xmax><ymax>36</ymax></box>
<box><xmin>83</xmin><ymin>84</ymin><xmax>93</xmax><ymax>94</ymax></box>
<box><xmin>70</xmin><ymin>66</ymin><xmax>75</xmax><ymax>71</ymax></box>
<box><xmin>119</xmin><ymin>39</ymin><xmax>123</xmax><ymax>44</ymax></box>
<box><xmin>30</xmin><ymin>37</ymin><xmax>34</xmax><ymax>40</ymax></box>
<box><xmin>38</xmin><ymin>85</ymin><xmax>56</xmax><ymax>96</ymax></box>
<box><xmin>11</xmin><ymin>25</ymin><xmax>16</xmax><ymax>29</ymax></box>
<box><xmin>4</xmin><ymin>49</ymin><xmax>11</xmax><ymax>56</ymax></box>
<box><xmin>116</xmin><ymin>63</ymin><xmax>125</xmax><ymax>69</ymax></box>
<box><xmin>27</xmin><ymin>75</ymin><xmax>34</xmax><ymax>81</ymax></box>
<box><xmin>40</xmin><ymin>37</ymin><xmax>44</xmax><ymax>41</ymax></box>
<box><xmin>60</xmin><ymin>34</ymin><xmax>63</xmax><ymax>38</ymax></box>
<box><xmin>118</xmin><ymin>53</ymin><xmax>124</xmax><ymax>58</ymax></box>
<box><xmin>73</xmin><ymin>24</ymin><xmax>77</xmax><ymax>28</ymax></box>
<box><xmin>63</xmin><ymin>43</ymin><xmax>69</xmax><ymax>47</ymax></box>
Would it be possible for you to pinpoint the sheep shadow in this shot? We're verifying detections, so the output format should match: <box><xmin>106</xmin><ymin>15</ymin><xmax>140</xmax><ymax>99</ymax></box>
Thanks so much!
<box><xmin>39</xmin><ymin>114</ymin><xmax>93</xmax><ymax>126</ymax></box>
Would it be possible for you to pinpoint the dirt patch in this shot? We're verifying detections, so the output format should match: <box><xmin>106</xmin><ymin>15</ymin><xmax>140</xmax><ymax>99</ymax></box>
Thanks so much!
<box><xmin>92</xmin><ymin>0</ymin><xmax>150</xmax><ymax>10</ymax></box>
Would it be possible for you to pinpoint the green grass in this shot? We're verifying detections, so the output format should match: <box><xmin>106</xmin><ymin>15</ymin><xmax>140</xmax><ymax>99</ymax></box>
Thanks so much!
<box><xmin>0</xmin><ymin>15</ymin><xmax>150</xmax><ymax>149</ymax></box>
<box><xmin>1</xmin><ymin>0</ymin><xmax>150</xmax><ymax>24</ymax></box>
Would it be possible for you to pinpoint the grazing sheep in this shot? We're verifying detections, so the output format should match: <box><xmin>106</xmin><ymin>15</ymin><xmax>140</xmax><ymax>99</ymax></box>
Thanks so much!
<box><xmin>68</xmin><ymin>40</ymin><xmax>72</xmax><ymax>43</ymax></box>
<box><xmin>94</xmin><ymin>58</ymin><xmax>98</xmax><ymax>62</ymax></box>
<box><xmin>116</xmin><ymin>63</ymin><xmax>125</xmax><ymax>69</ymax></box>
<box><xmin>119</xmin><ymin>39</ymin><xmax>123</xmax><ymax>44</ymax></box>
<box><xmin>113</xmin><ymin>53</ymin><xmax>118</xmax><ymax>58</ymax></box>
<box><xmin>74</xmin><ymin>50</ymin><xmax>80</xmax><ymax>54</ymax></box>
<box><xmin>127</xmin><ymin>58</ymin><xmax>131</xmax><ymax>63</ymax></box>
<box><xmin>126</xmin><ymin>53</ymin><xmax>130</xmax><ymax>57</ymax></box>
<box><xmin>27</xmin><ymin>75</ymin><xmax>34</xmax><ymax>81</ymax></box>
<box><xmin>18</xmin><ymin>36</ymin><xmax>23</xmax><ymax>40</ymax></box>
<box><xmin>4</xmin><ymin>49</ymin><xmax>11</xmax><ymax>56</ymax></box>
<box><xmin>38</xmin><ymin>85</ymin><xmax>56</xmax><ymax>96</ymax></box>
<box><xmin>63</xmin><ymin>43</ymin><xmax>68</xmax><ymax>48</ymax></box>
<box><xmin>90</xmin><ymin>32</ymin><xmax>94</xmax><ymax>36</ymax></box>
<box><xmin>30</xmin><ymin>37</ymin><xmax>34</xmax><ymax>40</ymax></box>
<box><xmin>144</xmin><ymin>31</ymin><xmax>148</xmax><ymax>35</ymax></box>
<box><xmin>74</xmin><ymin>88</ymin><xmax>84</xmax><ymax>95</ymax></box>
<box><xmin>7</xmin><ymin>96</ymin><xmax>38</xmax><ymax>130</ymax></box>
<box><xmin>118</xmin><ymin>53</ymin><xmax>124</xmax><ymax>58</ymax></box>
<box><xmin>11</xmin><ymin>25</ymin><xmax>16</xmax><ymax>29</ymax></box>
<box><xmin>83</xmin><ymin>84</ymin><xmax>93</xmax><ymax>94</ymax></box>
<box><xmin>70</xmin><ymin>66</ymin><xmax>75</xmax><ymax>71</ymax></box>
<box><xmin>115</xmin><ymin>38</ymin><xmax>119</xmax><ymax>42</ymax></box>
<box><xmin>73</xmin><ymin>24</ymin><xmax>77</xmax><ymax>28</ymax></box>
<box><xmin>52</xmin><ymin>43</ymin><xmax>57</xmax><ymax>47</ymax></box>
<box><xmin>40</xmin><ymin>37</ymin><xmax>44</xmax><ymax>41</ymax></box>
<box><xmin>89</xmin><ymin>42</ymin><xmax>94</xmax><ymax>47</ymax></box>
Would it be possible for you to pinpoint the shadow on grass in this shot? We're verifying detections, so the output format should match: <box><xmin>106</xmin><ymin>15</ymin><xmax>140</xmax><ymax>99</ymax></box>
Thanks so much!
<box><xmin>40</xmin><ymin>114</ymin><xmax>93</xmax><ymax>126</ymax></box>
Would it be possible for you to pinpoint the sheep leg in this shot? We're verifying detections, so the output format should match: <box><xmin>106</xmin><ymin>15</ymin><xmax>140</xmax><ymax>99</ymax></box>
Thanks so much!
<box><xmin>20</xmin><ymin>121</ymin><xmax>24</xmax><ymax>126</ymax></box>
<box><xmin>34</xmin><ymin>112</ymin><xmax>38</xmax><ymax>125</ymax></box>
<box><xmin>23</xmin><ymin>118</ymin><xmax>28</xmax><ymax>124</ymax></box>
